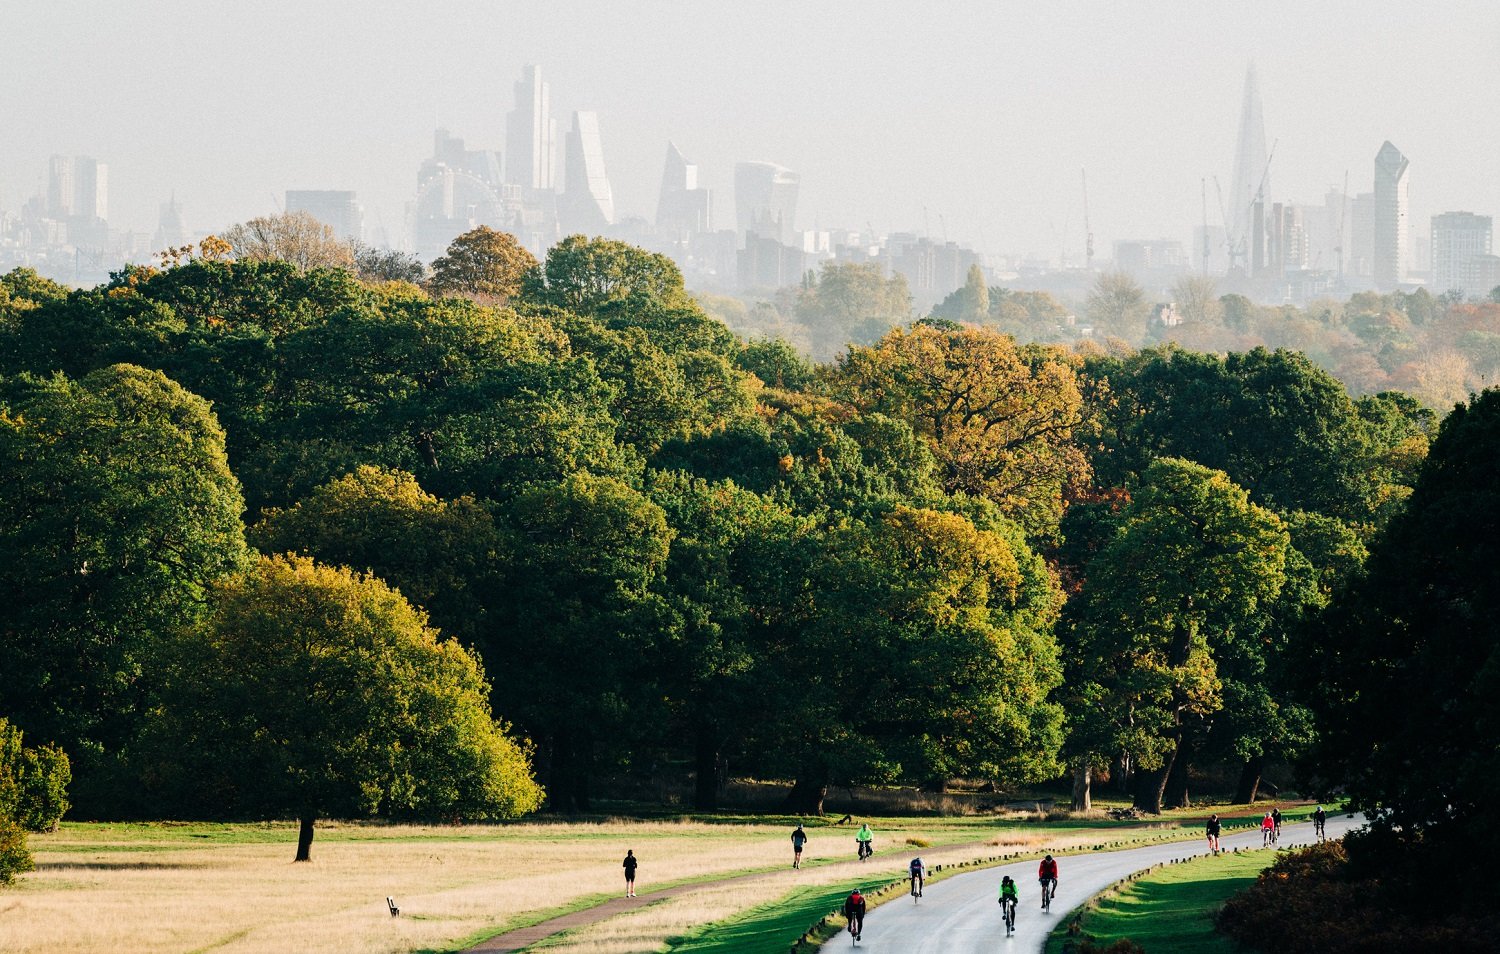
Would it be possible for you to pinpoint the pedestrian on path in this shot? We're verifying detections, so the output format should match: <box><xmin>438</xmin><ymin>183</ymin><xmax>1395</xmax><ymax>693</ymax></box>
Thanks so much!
<box><xmin>623</xmin><ymin>849</ymin><xmax>638</xmax><ymax>897</ymax></box>
<box><xmin>791</xmin><ymin>823</ymin><xmax>808</xmax><ymax>868</ymax></box>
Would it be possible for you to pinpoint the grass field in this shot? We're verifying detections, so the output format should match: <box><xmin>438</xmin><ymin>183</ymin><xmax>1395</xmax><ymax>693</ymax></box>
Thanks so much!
<box><xmin>0</xmin><ymin>804</ymin><xmax>1311</xmax><ymax>954</ymax></box>
<box><xmin>1044</xmin><ymin>848</ymin><xmax>1274</xmax><ymax>954</ymax></box>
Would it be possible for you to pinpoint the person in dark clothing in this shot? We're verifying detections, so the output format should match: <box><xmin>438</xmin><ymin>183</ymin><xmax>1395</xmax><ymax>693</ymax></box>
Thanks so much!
<box><xmin>791</xmin><ymin>823</ymin><xmax>808</xmax><ymax>868</ymax></box>
<box><xmin>843</xmin><ymin>889</ymin><xmax>866</xmax><ymax>940</ymax></box>
<box><xmin>1206</xmin><ymin>813</ymin><xmax>1222</xmax><ymax>854</ymax></box>
<box><xmin>623</xmin><ymin>849</ymin><xmax>638</xmax><ymax>897</ymax></box>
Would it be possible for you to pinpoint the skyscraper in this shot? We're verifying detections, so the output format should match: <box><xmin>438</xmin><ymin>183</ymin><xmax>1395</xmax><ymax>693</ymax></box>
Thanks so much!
<box><xmin>154</xmin><ymin>195</ymin><xmax>189</xmax><ymax>250</ymax></box>
<box><xmin>1431</xmin><ymin>212</ymin><xmax>1492</xmax><ymax>296</ymax></box>
<box><xmin>560</xmin><ymin>110</ymin><xmax>614</xmax><ymax>233</ymax></box>
<box><xmin>1228</xmin><ymin>65</ymin><xmax>1269</xmax><ymax>274</ymax></box>
<box><xmin>1374</xmin><ymin>141</ymin><xmax>1410</xmax><ymax>289</ymax></box>
<box><xmin>47</xmin><ymin>155</ymin><xmax>107</xmax><ymax>222</ymax></box>
<box><xmin>506</xmin><ymin>65</ymin><xmax>556</xmax><ymax>191</ymax></box>
<box><xmin>286</xmin><ymin>190</ymin><xmax>363</xmax><ymax>240</ymax></box>
<box><xmin>734</xmin><ymin>161</ymin><xmax>799</xmax><ymax>245</ymax></box>
<box><xmin>656</xmin><ymin>142</ymin><xmax>712</xmax><ymax>236</ymax></box>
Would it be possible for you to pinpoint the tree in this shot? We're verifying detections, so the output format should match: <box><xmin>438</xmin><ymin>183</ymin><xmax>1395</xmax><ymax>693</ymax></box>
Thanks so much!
<box><xmin>1061</xmin><ymin>459</ymin><xmax>1288</xmax><ymax>812</ymax></box>
<box><xmin>1085</xmin><ymin>271</ymin><xmax>1149</xmax><ymax>338</ymax></box>
<box><xmin>145</xmin><ymin>555</ymin><xmax>542</xmax><ymax>861</ymax></box>
<box><xmin>1172</xmin><ymin>275</ymin><xmax>1223</xmax><ymax>326</ymax></box>
<box><xmin>249</xmin><ymin>467</ymin><xmax>500</xmax><ymax>645</ymax></box>
<box><xmin>931</xmin><ymin>264</ymin><xmax>990</xmax><ymax>322</ymax></box>
<box><xmin>219</xmin><ymin>211</ymin><xmax>354</xmax><ymax>270</ymax></box>
<box><xmin>352</xmin><ymin>242</ymin><xmax>426</xmax><ymax>284</ymax></box>
<box><xmin>0</xmin><ymin>718</ymin><xmax>70</xmax><ymax>834</ymax></box>
<box><xmin>832</xmin><ymin>323</ymin><xmax>1088</xmax><ymax>534</ymax></box>
<box><xmin>794</xmin><ymin>261</ymin><xmax>913</xmax><ymax>359</ymax></box>
<box><xmin>428</xmin><ymin>226</ymin><xmax>537</xmax><ymax>303</ymax></box>
<box><xmin>523</xmin><ymin>235</ymin><xmax>688</xmax><ymax>314</ymax></box>
<box><xmin>737</xmin><ymin>337</ymin><xmax>815</xmax><ymax>391</ymax></box>
<box><xmin>0</xmin><ymin>365</ymin><xmax>249</xmax><ymax>807</ymax></box>
<box><xmin>487</xmin><ymin>475</ymin><xmax>673</xmax><ymax>811</ymax></box>
<box><xmin>1305</xmin><ymin>388</ymin><xmax>1500</xmax><ymax>889</ymax></box>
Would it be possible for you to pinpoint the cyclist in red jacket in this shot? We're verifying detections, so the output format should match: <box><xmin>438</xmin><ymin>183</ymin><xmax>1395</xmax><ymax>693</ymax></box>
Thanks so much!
<box><xmin>1038</xmin><ymin>854</ymin><xmax>1059</xmax><ymax>902</ymax></box>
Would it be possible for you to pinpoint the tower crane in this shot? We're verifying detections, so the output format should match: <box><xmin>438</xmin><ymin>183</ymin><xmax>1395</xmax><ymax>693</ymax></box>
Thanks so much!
<box><xmin>1081</xmin><ymin>169</ymin><xmax>1094</xmax><ymax>272</ymax></box>
<box><xmin>1333</xmin><ymin>169</ymin><xmax>1349</xmax><ymax>286</ymax></box>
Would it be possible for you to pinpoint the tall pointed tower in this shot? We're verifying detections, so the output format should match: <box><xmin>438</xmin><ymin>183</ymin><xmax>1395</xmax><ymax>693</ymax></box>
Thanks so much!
<box><xmin>1228</xmin><ymin>64</ymin><xmax>1269</xmax><ymax>273</ymax></box>
<box><xmin>1374</xmin><ymin>141</ymin><xmax>1410</xmax><ymax>289</ymax></box>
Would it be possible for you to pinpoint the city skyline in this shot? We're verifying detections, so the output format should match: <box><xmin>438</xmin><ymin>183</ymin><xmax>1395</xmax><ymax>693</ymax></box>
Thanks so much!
<box><xmin>3</xmin><ymin>0</ymin><xmax>1497</xmax><ymax>266</ymax></box>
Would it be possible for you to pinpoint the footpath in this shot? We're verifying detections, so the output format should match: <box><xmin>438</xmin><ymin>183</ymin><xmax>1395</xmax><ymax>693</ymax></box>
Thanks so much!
<box><xmin>461</xmin><ymin>819</ymin><xmax>1241</xmax><ymax>953</ymax></box>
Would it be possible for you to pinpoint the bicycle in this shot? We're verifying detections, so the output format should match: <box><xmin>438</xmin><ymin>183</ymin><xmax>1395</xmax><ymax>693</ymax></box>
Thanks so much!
<box><xmin>1314</xmin><ymin>816</ymin><xmax>1327</xmax><ymax>842</ymax></box>
<box><xmin>1040</xmin><ymin>878</ymin><xmax>1055</xmax><ymax>912</ymax></box>
<box><xmin>857</xmin><ymin>840</ymin><xmax>873</xmax><ymax>862</ymax></box>
<box><xmin>910</xmin><ymin>877</ymin><xmax>921</xmax><ymax>904</ymax></box>
<box><xmin>1001</xmin><ymin>896</ymin><xmax>1017</xmax><ymax>935</ymax></box>
<box><xmin>848</xmin><ymin>916</ymin><xmax>863</xmax><ymax>946</ymax></box>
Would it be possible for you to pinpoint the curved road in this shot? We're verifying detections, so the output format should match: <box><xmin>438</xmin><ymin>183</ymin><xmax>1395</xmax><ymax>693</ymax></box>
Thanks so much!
<box><xmin>855</xmin><ymin>814</ymin><xmax>1362</xmax><ymax>953</ymax></box>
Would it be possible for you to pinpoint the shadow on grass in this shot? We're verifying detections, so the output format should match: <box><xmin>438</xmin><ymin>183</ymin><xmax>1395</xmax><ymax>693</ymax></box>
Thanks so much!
<box><xmin>665</xmin><ymin>883</ymin><xmax>857</xmax><ymax>953</ymax></box>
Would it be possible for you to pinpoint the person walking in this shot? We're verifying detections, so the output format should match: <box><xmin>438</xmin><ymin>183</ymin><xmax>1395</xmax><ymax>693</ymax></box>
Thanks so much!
<box><xmin>791</xmin><ymin>823</ymin><xmax>808</xmax><ymax>868</ymax></box>
<box><xmin>622</xmin><ymin>849</ymin><xmax>638</xmax><ymax>897</ymax></box>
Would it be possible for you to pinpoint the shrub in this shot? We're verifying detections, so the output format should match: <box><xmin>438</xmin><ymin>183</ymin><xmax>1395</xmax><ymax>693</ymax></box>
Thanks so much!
<box><xmin>0</xmin><ymin>718</ymin><xmax>71</xmax><ymax>833</ymax></box>
<box><xmin>0</xmin><ymin>817</ymin><xmax>32</xmax><ymax>885</ymax></box>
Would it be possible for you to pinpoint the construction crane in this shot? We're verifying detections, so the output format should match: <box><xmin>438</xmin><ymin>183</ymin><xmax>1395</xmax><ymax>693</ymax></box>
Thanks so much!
<box><xmin>1333</xmin><ymin>169</ymin><xmax>1349</xmax><ymax>286</ymax></box>
<box><xmin>1201</xmin><ymin>179</ymin><xmax>1211</xmax><ymax>275</ymax></box>
<box><xmin>1081</xmin><ymin>169</ymin><xmax>1094</xmax><ymax>272</ymax></box>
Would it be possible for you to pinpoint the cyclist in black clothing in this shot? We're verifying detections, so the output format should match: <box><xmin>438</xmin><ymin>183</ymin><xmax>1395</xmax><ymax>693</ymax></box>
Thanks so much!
<box><xmin>1206</xmin><ymin>813</ymin><xmax>1222</xmax><ymax>854</ymax></box>
<box><xmin>1313</xmin><ymin>805</ymin><xmax>1328</xmax><ymax>841</ymax></box>
<box><xmin>843</xmin><ymin>889</ymin><xmax>867</xmax><ymax>940</ymax></box>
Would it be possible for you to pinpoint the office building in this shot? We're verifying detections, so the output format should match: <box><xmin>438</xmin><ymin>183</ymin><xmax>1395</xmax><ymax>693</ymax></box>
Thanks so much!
<box><xmin>559</xmin><ymin>111</ymin><xmax>614</xmax><ymax>234</ymax></box>
<box><xmin>1374</xmin><ymin>141</ymin><xmax>1410</xmax><ymax>289</ymax></box>
<box><xmin>656</xmin><ymin>142</ymin><xmax>712</xmax><ymax>236</ymax></box>
<box><xmin>1467</xmin><ymin>255</ymin><xmax>1500</xmax><ymax>299</ymax></box>
<box><xmin>1228</xmin><ymin>65</ymin><xmax>1269</xmax><ymax>274</ymax></box>
<box><xmin>1431</xmin><ymin>212</ymin><xmax>1492</xmax><ymax>297</ymax></box>
<box><xmin>1113</xmin><ymin>239</ymin><xmax>1188</xmax><ymax>277</ymax></box>
<box><xmin>285</xmin><ymin>190</ymin><xmax>363</xmax><ymax>241</ymax></box>
<box><xmin>735</xmin><ymin>161</ymin><xmax>799</xmax><ymax>244</ymax></box>
<box><xmin>506</xmin><ymin>65</ymin><xmax>556</xmax><ymax>191</ymax></box>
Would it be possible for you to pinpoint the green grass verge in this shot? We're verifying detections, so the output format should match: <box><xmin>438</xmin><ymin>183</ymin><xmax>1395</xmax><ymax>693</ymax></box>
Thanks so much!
<box><xmin>1044</xmin><ymin>849</ymin><xmax>1272</xmax><ymax>954</ymax></box>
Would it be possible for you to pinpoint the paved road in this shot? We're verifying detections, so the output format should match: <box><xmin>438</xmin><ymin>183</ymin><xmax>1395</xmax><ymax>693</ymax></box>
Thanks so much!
<box><xmin>854</xmin><ymin>814</ymin><xmax>1363</xmax><ymax>953</ymax></box>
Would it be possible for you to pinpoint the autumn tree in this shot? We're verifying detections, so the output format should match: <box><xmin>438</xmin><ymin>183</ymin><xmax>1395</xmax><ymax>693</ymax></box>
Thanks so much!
<box><xmin>1085</xmin><ymin>271</ymin><xmax>1150</xmax><ymax>338</ymax></box>
<box><xmin>1172</xmin><ymin>275</ymin><xmax>1223</xmax><ymax>326</ymax></box>
<box><xmin>428</xmin><ymin>226</ymin><xmax>537</xmax><ymax>303</ymax></box>
<box><xmin>219</xmin><ymin>211</ymin><xmax>354</xmax><ymax>270</ymax></box>
<box><xmin>145</xmin><ymin>555</ymin><xmax>542</xmax><ymax>861</ymax></box>
<box><xmin>831</xmin><ymin>323</ymin><xmax>1088</xmax><ymax>534</ymax></box>
<box><xmin>931</xmin><ymin>264</ymin><xmax>990</xmax><ymax>322</ymax></box>
<box><xmin>794</xmin><ymin>261</ymin><xmax>913</xmax><ymax>359</ymax></box>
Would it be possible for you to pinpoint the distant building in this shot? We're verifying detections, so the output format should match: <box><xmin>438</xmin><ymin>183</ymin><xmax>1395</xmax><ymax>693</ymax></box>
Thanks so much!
<box><xmin>506</xmin><ymin>65</ymin><xmax>556</xmax><ymax>191</ymax></box>
<box><xmin>1228</xmin><ymin>64</ymin><xmax>1270</xmax><ymax>274</ymax></box>
<box><xmin>1374</xmin><ymin>141</ymin><xmax>1410</xmax><ymax>289</ymax></box>
<box><xmin>1113</xmin><ymin>239</ymin><xmax>1188</xmax><ymax>276</ymax></box>
<box><xmin>735</xmin><ymin>161</ymin><xmax>799</xmax><ymax>244</ymax></box>
<box><xmin>736</xmin><ymin>232</ymin><xmax>805</xmax><ymax>290</ymax></box>
<box><xmin>559</xmin><ymin>110</ymin><xmax>614</xmax><ymax>234</ymax></box>
<box><xmin>413</xmin><ymin>128</ymin><xmax>509</xmax><ymax>260</ymax></box>
<box><xmin>1349</xmin><ymin>192</ymin><xmax>1375</xmax><ymax>280</ymax></box>
<box><xmin>1152</xmin><ymin>302</ymin><xmax>1183</xmax><ymax>327</ymax></box>
<box><xmin>1431</xmin><ymin>212</ymin><xmax>1492</xmax><ymax>297</ymax></box>
<box><xmin>1467</xmin><ymin>254</ymin><xmax>1500</xmax><ymax>299</ymax></box>
<box><xmin>884</xmin><ymin>233</ymin><xmax>982</xmax><ymax>303</ymax></box>
<box><xmin>656</xmin><ymin>142</ymin><xmax>712</xmax><ymax>237</ymax></box>
<box><xmin>285</xmin><ymin>190</ymin><xmax>363</xmax><ymax>241</ymax></box>
<box><xmin>153</xmin><ymin>195</ymin><xmax>189</xmax><ymax>250</ymax></box>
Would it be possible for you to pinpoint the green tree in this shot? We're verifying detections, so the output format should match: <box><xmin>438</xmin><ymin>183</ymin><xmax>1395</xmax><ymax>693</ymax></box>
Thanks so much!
<box><xmin>1062</xmin><ymin>459</ymin><xmax>1288</xmax><ymax>812</ymax></box>
<box><xmin>487</xmin><ymin>475</ymin><xmax>673</xmax><ymax>811</ymax></box>
<box><xmin>737</xmin><ymin>337</ymin><xmax>816</xmax><ymax>391</ymax></box>
<box><xmin>795</xmin><ymin>261</ymin><xmax>913</xmax><ymax>359</ymax></box>
<box><xmin>249</xmin><ymin>467</ymin><xmax>500</xmax><ymax>645</ymax></box>
<box><xmin>832</xmin><ymin>323</ymin><xmax>1088</xmax><ymax>534</ymax></box>
<box><xmin>1305</xmin><ymin>388</ymin><xmax>1500</xmax><ymax>888</ymax></box>
<box><xmin>931</xmin><ymin>264</ymin><xmax>990</xmax><ymax>322</ymax></box>
<box><xmin>428</xmin><ymin>226</ymin><xmax>537</xmax><ymax>303</ymax></box>
<box><xmin>146</xmin><ymin>555</ymin><xmax>542</xmax><ymax>861</ymax></box>
<box><xmin>523</xmin><ymin>235</ymin><xmax>689</xmax><ymax>314</ymax></box>
<box><xmin>219</xmin><ymin>211</ymin><xmax>354</xmax><ymax>270</ymax></box>
<box><xmin>352</xmin><ymin>242</ymin><xmax>426</xmax><ymax>284</ymax></box>
<box><xmin>0</xmin><ymin>365</ymin><xmax>249</xmax><ymax>806</ymax></box>
<box><xmin>0</xmin><ymin>718</ymin><xmax>70</xmax><ymax>835</ymax></box>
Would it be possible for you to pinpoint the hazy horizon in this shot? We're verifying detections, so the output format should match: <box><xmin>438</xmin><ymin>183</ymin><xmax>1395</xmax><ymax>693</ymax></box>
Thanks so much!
<box><xmin>4</xmin><ymin>0</ymin><xmax>1498</xmax><ymax>262</ymax></box>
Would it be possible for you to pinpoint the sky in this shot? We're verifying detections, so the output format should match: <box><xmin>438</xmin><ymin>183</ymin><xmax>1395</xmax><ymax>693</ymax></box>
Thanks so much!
<box><xmin>3</xmin><ymin>0</ymin><xmax>1497</xmax><ymax>261</ymax></box>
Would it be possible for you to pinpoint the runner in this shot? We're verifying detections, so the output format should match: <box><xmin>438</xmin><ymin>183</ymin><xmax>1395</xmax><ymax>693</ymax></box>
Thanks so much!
<box><xmin>791</xmin><ymin>823</ymin><xmax>808</xmax><ymax>868</ymax></box>
<box><xmin>622</xmin><ymin>849</ymin><xmax>638</xmax><ymax>897</ymax></box>
<box><xmin>1206</xmin><ymin>813</ymin><xmax>1222</xmax><ymax>854</ymax></box>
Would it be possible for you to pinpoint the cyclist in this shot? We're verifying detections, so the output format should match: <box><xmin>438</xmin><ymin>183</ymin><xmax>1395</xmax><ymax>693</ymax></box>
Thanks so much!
<box><xmin>1206</xmin><ymin>813</ymin><xmax>1222</xmax><ymax>854</ymax></box>
<box><xmin>908</xmin><ymin>856</ymin><xmax>927</xmax><ymax>897</ymax></box>
<box><xmin>1037</xmin><ymin>854</ymin><xmax>1058</xmax><ymax>904</ymax></box>
<box><xmin>1271</xmin><ymin>807</ymin><xmax>1283</xmax><ymax>838</ymax></box>
<box><xmin>1312</xmin><ymin>805</ymin><xmax>1327</xmax><ymax>841</ymax></box>
<box><xmin>843</xmin><ymin>888</ymin><xmax>866</xmax><ymax>941</ymax></box>
<box><xmin>1260</xmin><ymin>811</ymin><xmax>1276</xmax><ymax>847</ymax></box>
<box><xmin>998</xmin><ymin>875</ymin><xmax>1019</xmax><ymax>935</ymax></box>
<box><xmin>855</xmin><ymin>823</ymin><xmax>873</xmax><ymax>861</ymax></box>
<box><xmin>791</xmin><ymin>823</ymin><xmax>808</xmax><ymax>868</ymax></box>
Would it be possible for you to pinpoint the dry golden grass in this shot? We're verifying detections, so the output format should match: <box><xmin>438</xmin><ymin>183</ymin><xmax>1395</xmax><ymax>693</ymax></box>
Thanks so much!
<box><xmin>0</xmin><ymin>817</ymin><xmax>1063</xmax><ymax>954</ymax></box>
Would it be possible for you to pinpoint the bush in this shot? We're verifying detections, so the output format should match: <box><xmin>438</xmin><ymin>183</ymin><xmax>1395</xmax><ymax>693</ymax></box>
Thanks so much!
<box><xmin>1217</xmin><ymin>842</ymin><xmax>1499</xmax><ymax>953</ymax></box>
<box><xmin>0</xmin><ymin>718</ymin><xmax>71</xmax><ymax>833</ymax></box>
<box><xmin>0</xmin><ymin>817</ymin><xmax>31</xmax><ymax>885</ymax></box>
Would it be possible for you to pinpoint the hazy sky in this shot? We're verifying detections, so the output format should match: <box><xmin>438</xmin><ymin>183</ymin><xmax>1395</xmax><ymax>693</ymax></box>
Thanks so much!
<box><xmin>4</xmin><ymin>0</ymin><xmax>1497</xmax><ymax>261</ymax></box>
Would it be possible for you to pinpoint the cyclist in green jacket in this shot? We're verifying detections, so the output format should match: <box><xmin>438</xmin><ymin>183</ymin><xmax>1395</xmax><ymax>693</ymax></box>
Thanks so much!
<box><xmin>855</xmin><ymin>823</ymin><xmax>874</xmax><ymax>860</ymax></box>
<box><xmin>998</xmin><ymin>875</ymin><xmax>1019</xmax><ymax>935</ymax></box>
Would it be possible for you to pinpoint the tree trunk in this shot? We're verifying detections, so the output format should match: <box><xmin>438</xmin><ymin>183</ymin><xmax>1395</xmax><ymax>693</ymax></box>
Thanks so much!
<box><xmin>693</xmin><ymin>728</ymin><xmax>719</xmax><ymax>811</ymax></box>
<box><xmin>1163</xmin><ymin>737</ymin><xmax>1193</xmax><ymax>809</ymax></box>
<box><xmin>1071</xmin><ymin>759</ymin><xmax>1092</xmax><ymax>812</ymax></box>
<box><xmin>1132</xmin><ymin>744</ymin><xmax>1177</xmax><ymax>815</ymax></box>
<box><xmin>784</xmin><ymin>769</ymin><xmax>829</xmax><ymax>815</ymax></box>
<box><xmin>1111</xmin><ymin>753</ymin><xmax>1132</xmax><ymax>794</ymax></box>
<box><xmin>1234</xmin><ymin>754</ymin><xmax>1265</xmax><ymax>805</ymax></box>
<box><xmin>545</xmin><ymin>732</ymin><xmax>592</xmax><ymax>813</ymax></box>
<box><xmin>295</xmin><ymin>816</ymin><xmax>315</xmax><ymax>862</ymax></box>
